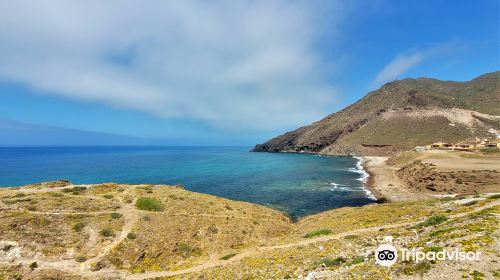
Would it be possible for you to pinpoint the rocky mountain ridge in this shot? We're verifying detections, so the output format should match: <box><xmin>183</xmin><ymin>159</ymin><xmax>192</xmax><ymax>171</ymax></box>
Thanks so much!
<box><xmin>253</xmin><ymin>71</ymin><xmax>500</xmax><ymax>156</ymax></box>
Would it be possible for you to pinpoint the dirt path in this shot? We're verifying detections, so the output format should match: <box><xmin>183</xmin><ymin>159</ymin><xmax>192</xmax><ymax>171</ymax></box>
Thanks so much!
<box><xmin>6</xmin><ymin>184</ymin><xmax>81</xmax><ymax>194</ymax></box>
<box><xmin>27</xmin><ymin>210</ymin><xmax>117</xmax><ymax>215</ymax></box>
<box><xmin>125</xmin><ymin>200</ymin><xmax>500</xmax><ymax>280</ymax></box>
<box><xmin>80</xmin><ymin>196</ymin><xmax>139</xmax><ymax>271</ymax></box>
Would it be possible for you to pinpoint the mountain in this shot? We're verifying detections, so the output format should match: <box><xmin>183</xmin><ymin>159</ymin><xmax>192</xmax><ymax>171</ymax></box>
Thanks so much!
<box><xmin>0</xmin><ymin>119</ymin><xmax>151</xmax><ymax>146</ymax></box>
<box><xmin>253</xmin><ymin>71</ymin><xmax>500</xmax><ymax>156</ymax></box>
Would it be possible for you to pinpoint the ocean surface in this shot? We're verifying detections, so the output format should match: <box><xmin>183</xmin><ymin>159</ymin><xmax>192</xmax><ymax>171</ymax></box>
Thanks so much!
<box><xmin>0</xmin><ymin>146</ymin><xmax>375</xmax><ymax>218</ymax></box>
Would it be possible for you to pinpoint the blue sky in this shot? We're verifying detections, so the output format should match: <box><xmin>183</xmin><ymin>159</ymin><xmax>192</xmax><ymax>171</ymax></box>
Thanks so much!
<box><xmin>0</xmin><ymin>0</ymin><xmax>498</xmax><ymax>146</ymax></box>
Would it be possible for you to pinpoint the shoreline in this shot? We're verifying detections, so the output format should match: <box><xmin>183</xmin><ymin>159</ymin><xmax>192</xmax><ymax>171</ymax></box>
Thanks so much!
<box><xmin>361</xmin><ymin>155</ymin><xmax>441</xmax><ymax>202</ymax></box>
<box><xmin>352</xmin><ymin>156</ymin><xmax>378</xmax><ymax>201</ymax></box>
<box><xmin>360</xmin><ymin>158</ymin><xmax>385</xmax><ymax>201</ymax></box>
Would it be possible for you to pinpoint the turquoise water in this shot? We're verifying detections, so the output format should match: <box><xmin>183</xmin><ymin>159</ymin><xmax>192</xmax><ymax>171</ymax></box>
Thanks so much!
<box><xmin>0</xmin><ymin>146</ymin><xmax>375</xmax><ymax>218</ymax></box>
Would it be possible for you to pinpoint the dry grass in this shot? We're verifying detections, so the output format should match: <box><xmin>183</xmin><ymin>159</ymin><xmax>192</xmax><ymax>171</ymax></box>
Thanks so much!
<box><xmin>0</xmin><ymin>182</ymin><xmax>497</xmax><ymax>279</ymax></box>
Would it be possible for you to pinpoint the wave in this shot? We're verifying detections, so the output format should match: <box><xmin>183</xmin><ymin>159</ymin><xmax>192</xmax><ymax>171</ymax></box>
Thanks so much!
<box><xmin>330</xmin><ymin>182</ymin><xmax>358</xmax><ymax>192</ymax></box>
<box><xmin>351</xmin><ymin>157</ymin><xmax>376</xmax><ymax>200</ymax></box>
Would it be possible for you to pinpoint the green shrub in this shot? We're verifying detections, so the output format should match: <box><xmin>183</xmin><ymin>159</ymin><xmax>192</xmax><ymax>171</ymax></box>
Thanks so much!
<box><xmin>224</xmin><ymin>205</ymin><xmax>233</xmax><ymax>211</ymax></box>
<box><xmin>135</xmin><ymin>197</ymin><xmax>164</xmax><ymax>211</ymax></box>
<box><xmin>488</xmin><ymin>194</ymin><xmax>500</xmax><ymax>199</ymax></box>
<box><xmin>103</xmin><ymin>194</ymin><xmax>113</xmax><ymax>199</ymax></box>
<box><xmin>127</xmin><ymin>232</ymin><xmax>137</xmax><ymax>240</ymax></box>
<box><xmin>429</xmin><ymin>227</ymin><xmax>455</xmax><ymax>237</ymax></box>
<box><xmin>481</xmin><ymin>147</ymin><xmax>499</xmax><ymax>154</ymax></box>
<box><xmin>471</xmin><ymin>270</ymin><xmax>485</xmax><ymax>280</ymax></box>
<box><xmin>318</xmin><ymin>257</ymin><xmax>345</xmax><ymax>267</ymax></box>
<box><xmin>75</xmin><ymin>255</ymin><xmax>87</xmax><ymax>262</ymax></box>
<box><xmin>463</xmin><ymin>200</ymin><xmax>478</xmax><ymax>206</ymax></box>
<box><xmin>111</xmin><ymin>212</ymin><xmax>122</xmax><ymax>219</ymax></box>
<box><xmin>29</xmin><ymin>262</ymin><xmax>38</xmax><ymax>270</ymax></box>
<box><xmin>72</xmin><ymin>222</ymin><xmax>86</xmax><ymax>232</ymax></box>
<box><xmin>178</xmin><ymin>243</ymin><xmax>201</xmax><ymax>258</ymax></box>
<box><xmin>219</xmin><ymin>253</ymin><xmax>237</xmax><ymax>260</ymax></box>
<box><xmin>344</xmin><ymin>235</ymin><xmax>358</xmax><ymax>240</ymax></box>
<box><xmin>61</xmin><ymin>186</ymin><xmax>87</xmax><ymax>195</ymax></box>
<box><xmin>376</xmin><ymin>197</ymin><xmax>389</xmax><ymax>204</ymax></box>
<box><xmin>423</xmin><ymin>246</ymin><xmax>442</xmax><ymax>253</ymax></box>
<box><xmin>350</xmin><ymin>256</ymin><xmax>364</xmax><ymax>265</ymax></box>
<box><xmin>304</xmin><ymin>228</ymin><xmax>332</xmax><ymax>238</ymax></box>
<box><xmin>99</xmin><ymin>228</ymin><xmax>114</xmax><ymax>237</ymax></box>
<box><xmin>413</xmin><ymin>215</ymin><xmax>448</xmax><ymax>229</ymax></box>
<box><xmin>401</xmin><ymin>261</ymin><xmax>431</xmax><ymax>275</ymax></box>
<box><xmin>90</xmin><ymin>261</ymin><xmax>106</xmax><ymax>272</ymax></box>
<box><xmin>49</xmin><ymin>192</ymin><xmax>64</xmax><ymax>197</ymax></box>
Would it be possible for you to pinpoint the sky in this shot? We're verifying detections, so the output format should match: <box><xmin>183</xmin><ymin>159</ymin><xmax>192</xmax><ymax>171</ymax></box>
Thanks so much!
<box><xmin>0</xmin><ymin>0</ymin><xmax>498</xmax><ymax>146</ymax></box>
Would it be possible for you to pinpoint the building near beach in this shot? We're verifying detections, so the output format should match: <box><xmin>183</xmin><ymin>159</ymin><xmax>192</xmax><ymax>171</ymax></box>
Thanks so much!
<box><xmin>426</xmin><ymin>138</ymin><xmax>500</xmax><ymax>151</ymax></box>
<box><xmin>429</xmin><ymin>142</ymin><xmax>453</xmax><ymax>149</ymax></box>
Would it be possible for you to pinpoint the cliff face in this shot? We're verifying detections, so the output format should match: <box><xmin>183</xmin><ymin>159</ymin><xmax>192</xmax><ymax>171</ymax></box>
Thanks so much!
<box><xmin>253</xmin><ymin>71</ymin><xmax>500</xmax><ymax>156</ymax></box>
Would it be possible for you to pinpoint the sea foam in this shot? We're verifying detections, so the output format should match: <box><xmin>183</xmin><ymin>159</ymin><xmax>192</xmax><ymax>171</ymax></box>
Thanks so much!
<box><xmin>351</xmin><ymin>157</ymin><xmax>376</xmax><ymax>200</ymax></box>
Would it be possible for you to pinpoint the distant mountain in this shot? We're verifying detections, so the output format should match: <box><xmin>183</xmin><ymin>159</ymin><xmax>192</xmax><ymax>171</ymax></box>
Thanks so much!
<box><xmin>253</xmin><ymin>71</ymin><xmax>500</xmax><ymax>156</ymax></box>
<box><xmin>0</xmin><ymin>119</ymin><xmax>150</xmax><ymax>146</ymax></box>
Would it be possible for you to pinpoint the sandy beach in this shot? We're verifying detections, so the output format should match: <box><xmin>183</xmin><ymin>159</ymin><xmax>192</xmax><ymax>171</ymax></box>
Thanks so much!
<box><xmin>363</xmin><ymin>156</ymin><xmax>432</xmax><ymax>201</ymax></box>
<box><xmin>363</xmin><ymin>150</ymin><xmax>500</xmax><ymax>202</ymax></box>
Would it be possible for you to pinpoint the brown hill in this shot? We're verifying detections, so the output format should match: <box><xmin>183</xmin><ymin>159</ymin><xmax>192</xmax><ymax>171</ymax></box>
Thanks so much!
<box><xmin>252</xmin><ymin>71</ymin><xmax>500</xmax><ymax>156</ymax></box>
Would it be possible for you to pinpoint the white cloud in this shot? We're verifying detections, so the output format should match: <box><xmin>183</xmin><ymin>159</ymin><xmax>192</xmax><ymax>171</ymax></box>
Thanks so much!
<box><xmin>0</xmin><ymin>0</ymin><xmax>349</xmax><ymax>131</ymax></box>
<box><xmin>370</xmin><ymin>43</ymin><xmax>454</xmax><ymax>89</ymax></box>
<box><xmin>370</xmin><ymin>51</ymin><xmax>427</xmax><ymax>89</ymax></box>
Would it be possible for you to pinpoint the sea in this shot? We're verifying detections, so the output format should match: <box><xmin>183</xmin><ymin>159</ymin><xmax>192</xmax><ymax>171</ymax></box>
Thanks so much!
<box><xmin>0</xmin><ymin>146</ymin><xmax>375</xmax><ymax>219</ymax></box>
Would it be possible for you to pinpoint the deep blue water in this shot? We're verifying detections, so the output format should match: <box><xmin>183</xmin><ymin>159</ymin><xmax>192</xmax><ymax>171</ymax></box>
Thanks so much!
<box><xmin>0</xmin><ymin>146</ymin><xmax>375</xmax><ymax>218</ymax></box>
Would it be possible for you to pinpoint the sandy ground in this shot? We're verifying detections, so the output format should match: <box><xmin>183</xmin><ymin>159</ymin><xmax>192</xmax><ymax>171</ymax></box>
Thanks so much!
<box><xmin>363</xmin><ymin>156</ymin><xmax>432</xmax><ymax>201</ymax></box>
<box><xmin>363</xmin><ymin>150</ymin><xmax>500</xmax><ymax>201</ymax></box>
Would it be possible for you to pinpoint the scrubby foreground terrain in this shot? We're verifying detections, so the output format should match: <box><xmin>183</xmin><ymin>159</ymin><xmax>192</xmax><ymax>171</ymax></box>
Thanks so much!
<box><xmin>0</xmin><ymin>181</ymin><xmax>498</xmax><ymax>279</ymax></box>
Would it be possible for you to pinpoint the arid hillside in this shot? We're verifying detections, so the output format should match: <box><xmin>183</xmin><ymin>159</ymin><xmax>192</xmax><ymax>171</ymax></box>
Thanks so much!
<box><xmin>0</xmin><ymin>181</ymin><xmax>498</xmax><ymax>279</ymax></box>
<box><xmin>253</xmin><ymin>71</ymin><xmax>500</xmax><ymax>156</ymax></box>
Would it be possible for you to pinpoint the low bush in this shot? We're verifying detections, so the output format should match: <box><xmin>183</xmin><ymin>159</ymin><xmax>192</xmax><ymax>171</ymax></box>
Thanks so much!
<box><xmin>135</xmin><ymin>197</ymin><xmax>164</xmax><ymax>211</ymax></box>
<box><xmin>413</xmin><ymin>215</ymin><xmax>448</xmax><ymax>229</ymax></box>
<box><xmin>75</xmin><ymin>255</ymin><xmax>87</xmax><ymax>262</ymax></box>
<box><xmin>127</xmin><ymin>232</ymin><xmax>137</xmax><ymax>240</ymax></box>
<box><xmin>99</xmin><ymin>228</ymin><xmax>115</xmax><ymax>237</ymax></box>
<box><xmin>219</xmin><ymin>253</ymin><xmax>237</xmax><ymax>260</ymax></box>
<box><xmin>72</xmin><ymin>222</ymin><xmax>86</xmax><ymax>232</ymax></box>
<box><xmin>423</xmin><ymin>246</ymin><xmax>442</xmax><ymax>253</ymax></box>
<box><xmin>49</xmin><ymin>192</ymin><xmax>64</xmax><ymax>197</ymax></box>
<box><xmin>429</xmin><ymin>227</ymin><xmax>455</xmax><ymax>237</ymax></box>
<box><xmin>178</xmin><ymin>243</ymin><xmax>201</xmax><ymax>258</ymax></box>
<box><xmin>61</xmin><ymin>186</ymin><xmax>87</xmax><ymax>195</ymax></box>
<box><xmin>399</xmin><ymin>261</ymin><xmax>431</xmax><ymax>276</ymax></box>
<box><xmin>304</xmin><ymin>228</ymin><xmax>332</xmax><ymax>238</ymax></box>
<box><xmin>318</xmin><ymin>257</ymin><xmax>345</xmax><ymax>267</ymax></box>
<box><xmin>111</xmin><ymin>212</ymin><xmax>122</xmax><ymax>219</ymax></box>
<box><xmin>463</xmin><ymin>200</ymin><xmax>478</xmax><ymax>206</ymax></box>
<box><xmin>350</xmin><ymin>256</ymin><xmax>364</xmax><ymax>265</ymax></box>
<box><xmin>376</xmin><ymin>197</ymin><xmax>389</xmax><ymax>204</ymax></box>
<box><xmin>471</xmin><ymin>270</ymin><xmax>486</xmax><ymax>280</ymax></box>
